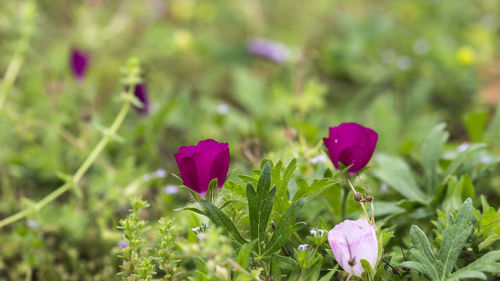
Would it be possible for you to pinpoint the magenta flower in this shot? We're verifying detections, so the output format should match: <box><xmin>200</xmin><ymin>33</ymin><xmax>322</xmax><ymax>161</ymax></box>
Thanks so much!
<box><xmin>133</xmin><ymin>83</ymin><xmax>150</xmax><ymax>115</ymax></box>
<box><xmin>247</xmin><ymin>38</ymin><xmax>291</xmax><ymax>63</ymax></box>
<box><xmin>323</xmin><ymin>122</ymin><xmax>378</xmax><ymax>174</ymax></box>
<box><xmin>328</xmin><ymin>218</ymin><xmax>378</xmax><ymax>277</ymax></box>
<box><xmin>70</xmin><ymin>48</ymin><xmax>89</xmax><ymax>81</ymax></box>
<box><xmin>174</xmin><ymin>139</ymin><xmax>230</xmax><ymax>197</ymax></box>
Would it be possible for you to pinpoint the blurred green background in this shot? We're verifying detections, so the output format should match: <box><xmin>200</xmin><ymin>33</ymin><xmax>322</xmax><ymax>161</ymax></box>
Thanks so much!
<box><xmin>1</xmin><ymin>0</ymin><xmax>500</xmax><ymax>279</ymax></box>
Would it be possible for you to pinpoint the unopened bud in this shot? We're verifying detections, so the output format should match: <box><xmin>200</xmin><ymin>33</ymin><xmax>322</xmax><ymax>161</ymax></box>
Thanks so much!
<box><xmin>364</xmin><ymin>195</ymin><xmax>373</xmax><ymax>202</ymax></box>
<box><xmin>348</xmin><ymin>258</ymin><xmax>356</xmax><ymax>266</ymax></box>
<box><xmin>353</xmin><ymin>192</ymin><xmax>363</xmax><ymax>201</ymax></box>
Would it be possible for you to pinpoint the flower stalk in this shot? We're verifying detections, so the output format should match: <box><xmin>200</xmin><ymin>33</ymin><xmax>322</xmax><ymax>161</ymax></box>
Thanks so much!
<box><xmin>0</xmin><ymin>58</ymin><xmax>142</xmax><ymax>229</ymax></box>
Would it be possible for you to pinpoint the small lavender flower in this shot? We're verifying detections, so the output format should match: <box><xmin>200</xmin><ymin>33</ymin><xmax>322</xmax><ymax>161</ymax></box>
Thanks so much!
<box><xmin>164</xmin><ymin>185</ymin><xmax>179</xmax><ymax>195</ymax></box>
<box><xmin>119</xmin><ymin>241</ymin><xmax>128</xmax><ymax>248</ymax></box>
<box><xmin>298</xmin><ymin>244</ymin><xmax>309</xmax><ymax>251</ymax></box>
<box><xmin>480</xmin><ymin>156</ymin><xmax>491</xmax><ymax>164</ymax></box>
<box><xmin>153</xmin><ymin>168</ymin><xmax>167</xmax><ymax>178</ymax></box>
<box><xmin>70</xmin><ymin>48</ymin><xmax>90</xmax><ymax>81</ymax></box>
<box><xmin>380</xmin><ymin>183</ymin><xmax>389</xmax><ymax>193</ymax></box>
<box><xmin>27</xmin><ymin>220</ymin><xmax>39</xmax><ymax>229</ymax></box>
<box><xmin>457</xmin><ymin>143</ymin><xmax>470</xmax><ymax>153</ymax></box>
<box><xmin>310</xmin><ymin>229</ymin><xmax>327</xmax><ymax>238</ymax></box>
<box><xmin>247</xmin><ymin>38</ymin><xmax>291</xmax><ymax>63</ymax></box>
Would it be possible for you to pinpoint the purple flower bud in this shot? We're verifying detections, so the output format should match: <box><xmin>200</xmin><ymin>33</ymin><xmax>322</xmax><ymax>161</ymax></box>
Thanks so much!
<box><xmin>323</xmin><ymin>122</ymin><xmax>378</xmax><ymax>174</ymax></box>
<box><xmin>174</xmin><ymin>139</ymin><xmax>230</xmax><ymax>197</ymax></box>
<box><xmin>70</xmin><ymin>48</ymin><xmax>90</xmax><ymax>81</ymax></box>
<box><xmin>133</xmin><ymin>83</ymin><xmax>150</xmax><ymax>115</ymax></box>
<box><xmin>247</xmin><ymin>38</ymin><xmax>290</xmax><ymax>63</ymax></box>
<box><xmin>328</xmin><ymin>218</ymin><xmax>378</xmax><ymax>277</ymax></box>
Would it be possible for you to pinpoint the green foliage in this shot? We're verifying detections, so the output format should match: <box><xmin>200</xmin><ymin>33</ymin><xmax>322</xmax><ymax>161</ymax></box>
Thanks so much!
<box><xmin>400</xmin><ymin>199</ymin><xmax>500</xmax><ymax>281</ymax></box>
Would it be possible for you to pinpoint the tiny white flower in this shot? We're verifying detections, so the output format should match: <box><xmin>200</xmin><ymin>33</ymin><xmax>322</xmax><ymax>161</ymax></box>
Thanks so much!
<box><xmin>217</xmin><ymin>103</ymin><xmax>229</xmax><ymax>115</ymax></box>
<box><xmin>396</xmin><ymin>56</ymin><xmax>412</xmax><ymax>71</ymax></box>
<box><xmin>309</xmin><ymin>155</ymin><xmax>327</xmax><ymax>164</ymax></box>
<box><xmin>413</xmin><ymin>38</ymin><xmax>430</xmax><ymax>55</ymax></box>
<box><xmin>380</xmin><ymin>184</ymin><xmax>389</xmax><ymax>192</ymax></box>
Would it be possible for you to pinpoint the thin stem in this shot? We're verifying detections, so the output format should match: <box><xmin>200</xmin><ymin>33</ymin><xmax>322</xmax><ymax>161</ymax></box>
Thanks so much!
<box><xmin>358</xmin><ymin>175</ymin><xmax>376</xmax><ymax>225</ymax></box>
<box><xmin>0</xmin><ymin>85</ymin><xmax>135</xmax><ymax>229</ymax></box>
<box><xmin>341</xmin><ymin>186</ymin><xmax>348</xmax><ymax>221</ymax></box>
<box><xmin>0</xmin><ymin>53</ymin><xmax>24</xmax><ymax>110</ymax></box>
<box><xmin>346</xmin><ymin>178</ymin><xmax>371</xmax><ymax>221</ymax></box>
<box><xmin>227</xmin><ymin>258</ymin><xmax>259</xmax><ymax>281</ymax></box>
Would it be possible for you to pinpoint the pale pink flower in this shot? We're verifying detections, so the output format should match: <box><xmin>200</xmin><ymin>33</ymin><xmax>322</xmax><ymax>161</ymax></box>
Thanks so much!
<box><xmin>328</xmin><ymin>218</ymin><xmax>378</xmax><ymax>277</ymax></box>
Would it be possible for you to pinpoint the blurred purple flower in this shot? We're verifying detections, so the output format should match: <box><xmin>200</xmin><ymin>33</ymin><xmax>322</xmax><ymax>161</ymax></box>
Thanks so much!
<box><xmin>323</xmin><ymin>123</ymin><xmax>377</xmax><ymax>174</ymax></box>
<box><xmin>27</xmin><ymin>220</ymin><xmax>39</xmax><ymax>229</ymax></box>
<box><xmin>164</xmin><ymin>184</ymin><xmax>179</xmax><ymax>195</ymax></box>
<box><xmin>133</xmin><ymin>83</ymin><xmax>150</xmax><ymax>115</ymax></box>
<box><xmin>297</xmin><ymin>244</ymin><xmax>309</xmax><ymax>251</ymax></box>
<box><xmin>247</xmin><ymin>38</ymin><xmax>290</xmax><ymax>63</ymax></box>
<box><xmin>118</xmin><ymin>241</ymin><xmax>128</xmax><ymax>248</ymax></box>
<box><xmin>328</xmin><ymin>218</ymin><xmax>378</xmax><ymax>277</ymax></box>
<box><xmin>70</xmin><ymin>48</ymin><xmax>90</xmax><ymax>81</ymax></box>
<box><xmin>174</xmin><ymin>139</ymin><xmax>230</xmax><ymax>197</ymax></box>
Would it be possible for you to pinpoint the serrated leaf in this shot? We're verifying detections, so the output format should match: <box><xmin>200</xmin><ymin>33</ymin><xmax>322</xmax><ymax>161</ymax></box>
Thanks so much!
<box><xmin>264</xmin><ymin>199</ymin><xmax>305</xmax><ymax>256</ymax></box>
<box><xmin>447</xmin><ymin>250</ymin><xmax>500</xmax><ymax>280</ymax></box>
<box><xmin>437</xmin><ymin>198</ymin><xmax>473</xmax><ymax>277</ymax></box>
<box><xmin>200</xmin><ymin>201</ymin><xmax>247</xmax><ymax>244</ymax></box>
<box><xmin>247</xmin><ymin>161</ymin><xmax>276</xmax><ymax>246</ymax></box>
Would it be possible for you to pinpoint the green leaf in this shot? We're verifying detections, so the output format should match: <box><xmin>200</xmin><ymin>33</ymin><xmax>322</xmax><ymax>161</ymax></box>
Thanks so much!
<box><xmin>400</xmin><ymin>199</ymin><xmax>477</xmax><ymax>281</ymax></box>
<box><xmin>264</xmin><ymin>199</ymin><xmax>305</xmax><ymax>256</ymax></box>
<box><xmin>361</xmin><ymin>259</ymin><xmax>375</xmax><ymax>281</ymax></box>
<box><xmin>179</xmin><ymin>185</ymin><xmax>204</xmax><ymax>206</ymax></box>
<box><xmin>278</xmin><ymin>159</ymin><xmax>297</xmax><ymax>203</ymax></box>
<box><xmin>247</xmin><ymin>161</ymin><xmax>276</xmax><ymax>245</ymax></box>
<box><xmin>373</xmin><ymin>155</ymin><xmax>429</xmax><ymax>204</ymax></box>
<box><xmin>420</xmin><ymin>123</ymin><xmax>448</xmax><ymax>193</ymax></box>
<box><xmin>236</xmin><ymin>239</ymin><xmax>257</xmax><ymax>276</ymax></box>
<box><xmin>442</xmin><ymin>176</ymin><xmax>475</xmax><ymax>213</ymax></box>
<box><xmin>174</xmin><ymin>206</ymin><xmax>206</xmax><ymax>215</ymax></box>
<box><xmin>464</xmin><ymin>110</ymin><xmax>489</xmax><ymax>142</ymax></box>
<box><xmin>447</xmin><ymin>250</ymin><xmax>500</xmax><ymax>280</ymax></box>
<box><xmin>318</xmin><ymin>265</ymin><xmax>338</xmax><ymax>281</ymax></box>
<box><xmin>442</xmin><ymin>144</ymin><xmax>486</xmax><ymax>180</ymax></box>
<box><xmin>437</xmin><ymin>198</ymin><xmax>473</xmax><ymax>277</ymax></box>
<box><xmin>200</xmin><ymin>201</ymin><xmax>247</xmax><ymax>244</ymax></box>
<box><xmin>205</xmin><ymin>178</ymin><xmax>218</xmax><ymax>204</ymax></box>
<box><xmin>292</xmin><ymin>178</ymin><xmax>337</xmax><ymax>202</ymax></box>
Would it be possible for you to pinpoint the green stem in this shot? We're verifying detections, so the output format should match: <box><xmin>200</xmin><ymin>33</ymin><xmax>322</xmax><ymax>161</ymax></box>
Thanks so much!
<box><xmin>0</xmin><ymin>85</ymin><xmax>135</xmax><ymax>229</ymax></box>
<box><xmin>341</xmin><ymin>186</ymin><xmax>349</xmax><ymax>221</ymax></box>
<box><xmin>0</xmin><ymin>52</ymin><xmax>24</xmax><ymax>110</ymax></box>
